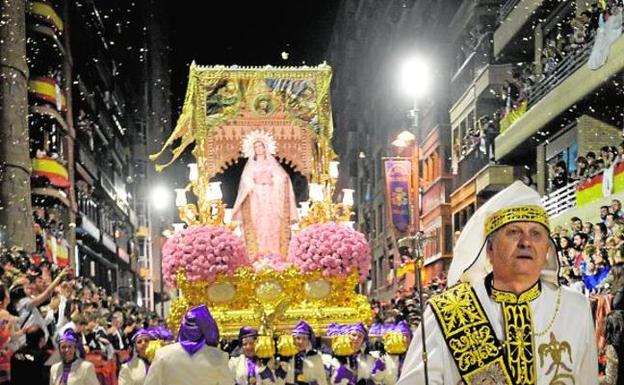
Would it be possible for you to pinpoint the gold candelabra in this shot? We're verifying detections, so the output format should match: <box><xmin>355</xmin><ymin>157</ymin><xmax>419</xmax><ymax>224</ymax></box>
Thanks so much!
<box><xmin>174</xmin><ymin>164</ymin><xmax>233</xmax><ymax>228</ymax></box>
<box><xmin>297</xmin><ymin>160</ymin><xmax>355</xmax><ymax>229</ymax></box>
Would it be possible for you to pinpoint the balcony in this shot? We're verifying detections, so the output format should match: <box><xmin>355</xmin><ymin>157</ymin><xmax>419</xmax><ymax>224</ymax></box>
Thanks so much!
<box><xmin>76</xmin><ymin>146</ymin><xmax>99</xmax><ymax>182</ymax></box>
<box><xmin>421</xmin><ymin>177</ymin><xmax>452</xmax><ymax>217</ymax></box>
<box><xmin>495</xmin><ymin>35</ymin><xmax>624</xmax><ymax>160</ymax></box>
<box><xmin>27</xmin><ymin>1</ymin><xmax>64</xmax><ymax>34</ymax></box>
<box><xmin>451</xmin><ymin>33</ymin><xmax>493</xmax><ymax>106</ymax></box>
<box><xmin>28</xmin><ymin>77</ymin><xmax>67</xmax><ymax>114</ymax></box>
<box><xmin>453</xmin><ymin>150</ymin><xmax>489</xmax><ymax>191</ymax></box>
<box><xmin>544</xmin><ymin>163</ymin><xmax>624</xmax><ymax>227</ymax></box>
<box><xmin>494</xmin><ymin>0</ymin><xmax>546</xmax><ymax>58</ymax></box>
<box><xmin>475</xmin><ymin>164</ymin><xmax>515</xmax><ymax>196</ymax></box>
<box><xmin>528</xmin><ymin>42</ymin><xmax>592</xmax><ymax>108</ymax></box>
<box><xmin>450</xmin><ymin>63</ymin><xmax>513</xmax><ymax>124</ymax></box>
<box><xmin>542</xmin><ymin>181</ymin><xmax>578</xmax><ymax>217</ymax></box>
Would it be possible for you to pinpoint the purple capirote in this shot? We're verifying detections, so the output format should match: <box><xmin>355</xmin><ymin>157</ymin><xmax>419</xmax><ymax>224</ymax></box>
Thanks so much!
<box><xmin>292</xmin><ymin>320</ymin><xmax>316</xmax><ymax>348</ymax></box>
<box><xmin>177</xmin><ymin>304</ymin><xmax>219</xmax><ymax>355</ymax></box>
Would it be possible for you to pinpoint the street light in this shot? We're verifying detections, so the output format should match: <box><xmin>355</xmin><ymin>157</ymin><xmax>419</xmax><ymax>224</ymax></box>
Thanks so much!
<box><xmin>400</xmin><ymin>56</ymin><xmax>430</xmax><ymax>98</ymax></box>
<box><xmin>398</xmin><ymin>56</ymin><xmax>431</xmax><ymax>385</ymax></box>
<box><xmin>151</xmin><ymin>185</ymin><xmax>171</xmax><ymax>211</ymax></box>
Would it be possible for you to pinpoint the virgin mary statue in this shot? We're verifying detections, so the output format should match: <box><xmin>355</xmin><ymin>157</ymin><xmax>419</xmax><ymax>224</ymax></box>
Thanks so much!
<box><xmin>232</xmin><ymin>130</ymin><xmax>298</xmax><ymax>257</ymax></box>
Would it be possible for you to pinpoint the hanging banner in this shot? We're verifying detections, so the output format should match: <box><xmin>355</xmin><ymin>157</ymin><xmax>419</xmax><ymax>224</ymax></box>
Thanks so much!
<box><xmin>384</xmin><ymin>159</ymin><xmax>412</xmax><ymax>233</ymax></box>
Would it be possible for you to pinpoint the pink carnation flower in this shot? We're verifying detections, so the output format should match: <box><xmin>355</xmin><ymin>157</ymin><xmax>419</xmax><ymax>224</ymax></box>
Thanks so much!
<box><xmin>287</xmin><ymin>223</ymin><xmax>371</xmax><ymax>282</ymax></box>
<box><xmin>162</xmin><ymin>225</ymin><xmax>249</xmax><ymax>287</ymax></box>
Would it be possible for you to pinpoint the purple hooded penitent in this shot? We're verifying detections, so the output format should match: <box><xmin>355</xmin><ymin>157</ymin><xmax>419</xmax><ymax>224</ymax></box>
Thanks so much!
<box><xmin>292</xmin><ymin>320</ymin><xmax>316</xmax><ymax>348</ymax></box>
<box><xmin>238</xmin><ymin>326</ymin><xmax>258</xmax><ymax>341</ymax></box>
<box><xmin>394</xmin><ymin>321</ymin><xmax>413</xmax><ymax>339</ymax></box>
<box><xmin>132</xmin><ymin>328</ymin><xmax>153</xmax><ymax>343</ymax></box>
<box><xmin>177</xmin><ymin>304</ymin><xmax>219</xmax><ymax>355</ymax></box>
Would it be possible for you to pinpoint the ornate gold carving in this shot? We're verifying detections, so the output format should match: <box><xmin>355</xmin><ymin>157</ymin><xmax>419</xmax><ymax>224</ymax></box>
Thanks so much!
<box><xmin>484</xmin><ymin>205</ymin><xmax>550</xmax><ymax>236</ymax></box>
<box><xmin>538</xmin><ymin>333</ymin><xmax>575</xmax><ymax>385</ymax></box>
<box><xmin>168</xmin><ymin>268</ymin><xmax>372</xmax><ymax>339</ymax></box>
<box><xmin>151</xmin><ymin>64</ymin><xmax>336</xmax><ymax>183</ymax></box>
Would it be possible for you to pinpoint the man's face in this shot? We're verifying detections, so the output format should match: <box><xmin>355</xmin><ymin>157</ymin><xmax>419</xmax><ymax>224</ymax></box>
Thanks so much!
<box><xmin>583</xmin><ymin>223</ymin><xmax>593</xmax><ymax>233</ymax></box>
<box><xmin>294</xmin><ymin>335</ymin><xmax>309</xmax><ymax>352</ymax></box>
<box><xmin>487</xmin><ymin>222</ymin><xmax>550</xmax><ymax>284</ymax></box>
<box><xmin>573</xmin><ymin>234</ymin><xmax>585</xmax><ymax>248</ymax></box>
<box><xmin>612</xmin><ymin>200</ymin><xmax>622</xmax><ymax>213</ymax></box>
<box><xmin>601</xmin><ymin>207</ymin><xmax>609</xmax><ymax>218</ymax></box>
<box><xmin>241</xmin><ymin>337</ymin><xmax>256</xmax><ymax>358</ymax></box>
<box><xmin>572</xmin><ymin>220</ymin><xmax>582</xmax><ymax>232</ymax></box>
<box><xmin>60</xmin><ymin>342</ymin><xmax>76</xmax><ymax>363</ymax></box>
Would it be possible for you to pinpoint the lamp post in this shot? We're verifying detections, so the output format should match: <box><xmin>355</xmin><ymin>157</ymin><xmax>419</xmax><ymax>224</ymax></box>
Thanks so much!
<box><xmin>396</xmin><ymin>56</ymin><xmax>431</xmax><ymax>385</ymax></box>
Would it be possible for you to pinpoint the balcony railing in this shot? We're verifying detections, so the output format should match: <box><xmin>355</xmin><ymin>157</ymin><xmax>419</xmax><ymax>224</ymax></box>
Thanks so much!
<box><xmin>453</xmin><ymin>150</ymin><xmax>489</xmax><ymax>190</ymax></box>
<box><xmin>528</xmin><ymin>41</ymin><xmax>593</xmax><ymax>108</ymax></box>
<box><xmin>451</xmin><ymin>32</ymin><xmax>493</xmax><ymax>105</ymax></box>
<box><xmin>542</xmin><ymin>181</ymin><xmax>579</xmax><ymax>217</ymax></box>
<box><xmin>498</xmin><ymin>0</ymin><xmax>522</xmax><ymax>22</ymax></box>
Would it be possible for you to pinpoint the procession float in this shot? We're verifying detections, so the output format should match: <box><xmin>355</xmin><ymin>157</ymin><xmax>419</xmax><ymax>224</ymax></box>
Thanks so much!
<box><xmin>150</xmin><ymin>63</ymin><xmax>373</xmax><ymax>350</ymax></box>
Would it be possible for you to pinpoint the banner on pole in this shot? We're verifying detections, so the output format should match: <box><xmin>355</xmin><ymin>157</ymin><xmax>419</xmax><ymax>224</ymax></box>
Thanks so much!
<box><xmin>384</xmin><ymin>159</ymin><xmax>412</xmax><ymax>234</ymax></box>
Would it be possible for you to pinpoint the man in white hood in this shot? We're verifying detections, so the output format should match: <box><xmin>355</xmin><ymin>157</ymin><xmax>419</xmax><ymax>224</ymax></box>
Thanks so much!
<box><xmin>397</xmin><ymin>181</ymin><xmax>598</xmax><ymax>385</ymax></box>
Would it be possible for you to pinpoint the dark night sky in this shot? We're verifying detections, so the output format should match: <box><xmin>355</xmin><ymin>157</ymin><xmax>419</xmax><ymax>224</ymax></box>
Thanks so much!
<box><xmin>165</xmin><ymin>1</ymin><xmax>340</xmax><ymax>196</ymax></box>
<box><xmin>167</xmin><ymin>1</ymin><xmax>340</xmax><ymax>114</ymax></box>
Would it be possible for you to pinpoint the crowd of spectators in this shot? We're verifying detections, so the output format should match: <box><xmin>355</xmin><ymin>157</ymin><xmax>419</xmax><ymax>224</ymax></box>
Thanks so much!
<box><xmin>503</xmin><ymin>2</ymin><xmax>617</xmax><ymax>113</ymax></box>
<box><xmin>0</xmin><ymin>246</ymin><xmax>162</xmax><ymax>385</ymax></box>
<box><xmin>554</xmin><ymin>199</ymin><xmax>624</xmax><ymax>294</ymax></box>
<box><xmin>549</xmin><ymin>143</ymin><xmax>624</xmax><ymax>193</ymax></box>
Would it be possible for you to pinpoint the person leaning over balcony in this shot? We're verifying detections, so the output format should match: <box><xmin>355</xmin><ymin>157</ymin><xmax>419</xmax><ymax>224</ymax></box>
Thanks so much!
<box><xmin>573</xmin><ymin>157</ymin><xmax>590</xmax><ymax>181</ymax></box>
<box><xmin>588</xmin><ymin>152</ymin><xmax>599</xmax><ymax>174</ymax></box>
<box><xmin>551</xmin><ymin>161</ymin><xmax>569</xmax><ymax>191</ymax></box>
<box><xmin>396</xmin><ymin>181</ymin><xmax>598</xmax><ymax>385</ymax></box>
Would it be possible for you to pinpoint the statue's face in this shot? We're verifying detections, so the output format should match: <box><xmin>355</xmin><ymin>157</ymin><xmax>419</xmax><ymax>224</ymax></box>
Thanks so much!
<box><xmin>254</xmin><ymin>141</ymin><xmax>266</xmax><ymax>157</ymax></box>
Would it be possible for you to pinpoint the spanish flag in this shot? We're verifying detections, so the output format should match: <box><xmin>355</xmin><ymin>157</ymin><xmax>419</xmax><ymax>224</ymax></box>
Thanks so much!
<box><xmin>26</xmin><ymin>1</ymin><xmax>64</xmax><ymax>33</ymax></box>
<box><xmin>32</xmin><ymin>157</ymin><xmax>70</xmax><ymax>188</ymax></box>
<box><xmin>28</xmin><ymin>77</ymin><xmax>67</xmax><ymax>111</ymax></box>
<box><xmin>46</xmin><ymin>234</ymin><xmax>69</xmax><ymax>267</ymax></box>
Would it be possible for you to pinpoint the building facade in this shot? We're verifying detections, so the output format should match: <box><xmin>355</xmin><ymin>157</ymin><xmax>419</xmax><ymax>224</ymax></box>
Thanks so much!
<box><xmin>14</xmin><ymin>0</ymin><xmax>172</xmax><ymax>309</ymax></box>
<box><xmin>328</xmin><ymin>0</ymin><xmax>624</xmax><ymax>300</ymax></box>
<box><xmin>327</xmin><ymin>0</ymin><xmax>460</xmax><ymax>299</ymax></box>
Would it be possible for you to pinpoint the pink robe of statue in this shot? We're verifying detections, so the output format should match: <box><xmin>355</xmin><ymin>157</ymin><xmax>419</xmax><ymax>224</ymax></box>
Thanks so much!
<box><xmin>232</xmin><ymin>155</ymin><xmax>298</xmax><ymax>258</ymax></box>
